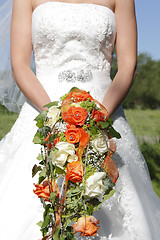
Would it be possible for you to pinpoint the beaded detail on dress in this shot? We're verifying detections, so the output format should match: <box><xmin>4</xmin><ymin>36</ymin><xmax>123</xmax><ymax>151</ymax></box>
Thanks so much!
<box><xmin>58</xmin><ymin>69</ymin><xmax>93</xmax><ymax>82</ymax></box>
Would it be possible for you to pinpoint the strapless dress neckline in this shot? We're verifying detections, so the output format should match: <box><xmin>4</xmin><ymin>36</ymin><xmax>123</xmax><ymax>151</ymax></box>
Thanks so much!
<box><xmin>32</xmin><ymin>1</ymin><xmax>115</xmax><ymax>16</ymax></box>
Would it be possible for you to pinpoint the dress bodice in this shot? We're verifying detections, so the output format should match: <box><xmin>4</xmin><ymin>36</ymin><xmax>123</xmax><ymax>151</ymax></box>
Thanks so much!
<box><xmin>32</xmin><ymin>2</ymin><xmax>116</xmax><ymax>73</ymax></box>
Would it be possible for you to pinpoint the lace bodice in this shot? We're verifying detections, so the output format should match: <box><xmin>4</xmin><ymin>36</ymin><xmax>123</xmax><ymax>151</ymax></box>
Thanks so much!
<box><xmin>32</xmin><ymin>2</ymin><xmax>116</xmax><ymax>73</ymax></box>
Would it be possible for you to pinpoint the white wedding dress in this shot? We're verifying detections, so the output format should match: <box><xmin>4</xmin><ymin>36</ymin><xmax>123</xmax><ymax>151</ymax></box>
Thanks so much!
<box><xmin>0</xmin><ymin>2</ymin><xmax>160</xmax><ymax>240</ymax></box>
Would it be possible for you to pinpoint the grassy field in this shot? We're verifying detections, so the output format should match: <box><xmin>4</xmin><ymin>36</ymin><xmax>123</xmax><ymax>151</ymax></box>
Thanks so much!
<box><xmin>0</xmin><ymin>107</ymin><xmax>160</xmax><ymax>197</ymax></box>
<box><xmin>125</xmin><ymin>109</ymin><xmax>160</xmax><ymax>143</ymax></box>
<box><xmin>0</xmin><ymin>111</ymin><xmax>18</xmax><ymax>139</ymax></box>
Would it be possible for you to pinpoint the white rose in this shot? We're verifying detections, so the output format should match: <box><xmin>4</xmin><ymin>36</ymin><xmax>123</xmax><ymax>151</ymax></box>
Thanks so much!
<box><xmin>91</xmin><ymin>134</ymin><xmax>109</xmax><ymax>154</ymax></box>
<box><xmin>50</xmin><ymin>142</ymin><xmax>76</xmax><ymax>168</ymax></box>
<box><xmin>44</xmin><ymin>106</ymin><xmax>60</xmax><ymax>128</ymax></box>
<box><xmin>84</xmin><ymin>172</ymin><xmax>107</xmax><ymax>198</ymax></box>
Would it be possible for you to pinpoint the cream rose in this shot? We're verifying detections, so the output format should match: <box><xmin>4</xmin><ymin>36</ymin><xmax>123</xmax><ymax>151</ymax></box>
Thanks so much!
<box><xmin>84</xmin><ymin>172</ymin><xmax>107</xmax><ymax>198</ymax></box>
<box><xmin>50</xmin><ymin>142</ymin><xmax>76</xmax><ymax>168</ymax></box>
<box><xmin>91</xmin><ymin>134</ymin><xmax>109</xmax><ymax>154</ymax></box>
<box><xmin>44</xmin><ymin>106</ymin><xmax>60</xmax><ymax>128</ymax></box>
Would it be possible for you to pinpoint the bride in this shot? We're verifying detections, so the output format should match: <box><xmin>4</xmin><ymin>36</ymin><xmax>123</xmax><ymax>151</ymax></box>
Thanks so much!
<box><xmin>0</xmin><ymin>0</ymin><xmax>160</xmax><ymax>239</ymax></box>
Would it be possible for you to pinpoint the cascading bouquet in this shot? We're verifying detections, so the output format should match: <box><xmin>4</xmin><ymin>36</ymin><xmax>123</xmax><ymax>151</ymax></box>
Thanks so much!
<box><xmin>32</xmin><ymin>87</ymin><xmax>121</xmax><ymax>240</ymax></box>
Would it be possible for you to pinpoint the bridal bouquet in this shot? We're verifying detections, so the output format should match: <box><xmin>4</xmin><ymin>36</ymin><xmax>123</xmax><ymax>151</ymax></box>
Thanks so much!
<box><xmin>32</xmin><ymin>88</ymin><xmax>121</xmax><ymax>240</ymax></box>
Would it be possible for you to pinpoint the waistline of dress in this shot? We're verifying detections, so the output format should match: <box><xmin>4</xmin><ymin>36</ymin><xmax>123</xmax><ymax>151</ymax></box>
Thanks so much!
<box><xmin>36</xmin><ymin>67</ymin><xmax>112</xmax><ymax>86</ymax></box>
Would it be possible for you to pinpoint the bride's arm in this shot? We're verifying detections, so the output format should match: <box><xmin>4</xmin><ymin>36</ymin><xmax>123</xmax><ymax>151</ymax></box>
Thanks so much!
<box><xmin>11</xmin><ymin>0</ymin><xmax>51</xmax><ymax>111</ymax></box>
<box><xmin>102</xmin><ymin>0</ymin><xmax>137</xmax><ymax>115</ymax></box>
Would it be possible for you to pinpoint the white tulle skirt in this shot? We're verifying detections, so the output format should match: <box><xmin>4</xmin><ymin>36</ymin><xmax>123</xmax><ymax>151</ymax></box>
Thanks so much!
<box><xmin>0</xmin><ymin>69</ymin><xmax>160</xmax><ymax>240</ymax></box>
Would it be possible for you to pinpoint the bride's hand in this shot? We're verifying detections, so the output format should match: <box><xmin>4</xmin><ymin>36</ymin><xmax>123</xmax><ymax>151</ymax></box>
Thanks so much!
<box><xmin>102</xmin><ymin>0</ymin><xmax>137</xmax><ymax>116</ymax></box>
<box><xmin>10</xmin><ymin>0</ymin><xmax>51</xmax><ymax>112</ymax></box>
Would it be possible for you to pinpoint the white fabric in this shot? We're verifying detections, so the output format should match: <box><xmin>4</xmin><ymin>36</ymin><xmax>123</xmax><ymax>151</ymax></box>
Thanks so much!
<box><xmin>0</xmin><ymin>2</ymin><xmax>160</xmax><ymax>240</ymax></box>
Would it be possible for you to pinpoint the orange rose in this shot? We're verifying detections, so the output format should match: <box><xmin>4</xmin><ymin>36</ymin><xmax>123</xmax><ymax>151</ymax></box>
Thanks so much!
<box><xmin>66</xmin><ymin>161</ymin><xmax>84</xmax><ymax>183</ymax></box>
<box><xmin>69</xmin><ymin>89</ymin><xmax>93</xmax><ymax>102</ymax></box>
<box><xmin>65</xmin><ymin>125</ymin><xmax>81</xmax><ymax>144</ymax></box>
<box><xmin>91</xmin><ymin>108</ymin><xmax>106</xmax><ymax>123</ymax></box>
<box><xmin>62</xmin><ymin>106</ymin><xmax>88</xmax><ymax>126</ymax></box>
<box><xmin>61</xmin><ymin>89</ymin><xmax>93</xmax><ymax>113</ymax></box>
<box><xmin>72</xmin><ymin>216</ymin><xmax>100</xmax><ymax>236</ymax></box>
<box><xmin>33</xmin><ymin>179</ymin><xmax>59</xmax><ymax>201</ymax></box>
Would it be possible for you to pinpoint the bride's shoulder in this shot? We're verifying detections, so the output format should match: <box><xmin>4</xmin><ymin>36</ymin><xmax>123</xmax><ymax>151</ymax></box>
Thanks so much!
<box><xmin>115</xmin><ymin>0</ymin><xmax>136</xmax><ymax>14</ymax></box>
<box><xmin>12</xmin><ymin>0</ymin><xmax>32</xmax><ymax>14</ymax></box>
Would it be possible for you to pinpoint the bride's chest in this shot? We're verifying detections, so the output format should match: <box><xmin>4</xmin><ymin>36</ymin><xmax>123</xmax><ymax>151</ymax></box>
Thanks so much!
<box><xmin>32</xmin><ymin>2</ymin><xmax>116</xmax><ymax>46</ymax></box>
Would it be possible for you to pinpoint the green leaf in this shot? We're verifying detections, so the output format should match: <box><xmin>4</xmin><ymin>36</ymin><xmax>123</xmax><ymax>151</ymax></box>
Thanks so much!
<box><xmin>36</xmin><ymin>119</ymin><xmax>44</xmax><ymax>128</ymax></box>
<box><xmin>87</xmin><ymin>203</ymin><xmax>94</xmax><ymax>215</ymax></box>
<box><xmin>33</xmin><ymin>131</ymin><xmax>44</xmax><ymax>144</ymax></box>
<box><xmin>39</xmin><ymin>126</ymin><xmax>51</xmax><ymax>138</ymax></box>
<box><xmin>42</xmin><ymin>212</ymin><xmax>51</xmax><ymax>228</ymax></box>
<box><xmin>43</xmin><ymin>101</ymin><xmax>59</xmax><ymax>108</ymax></box>
<box><xmin>39</xmin><ymin>168</ymin><xmax>47</xmax><ymax>183</ymax></box>
<box><xmin>63</xmin><ymin>217</ymin><xmax>72</xmax><ymax>229</ymax></box>
<box><xmin>37</xmin><ymin>154</ymin><xmax>43</xmax><ymax>161</ymax></box>
<box><xmin>69</xmin><ymin>87</ymin><xmax>79</xmax><ymax>93</ymax></box>
<box><xmin>102</xmin><ymin>189</ymin><xmax>116</xmax><ymax>202</ymax></box>
<box><xmin>44</xmin><ymin>204</ymin><xmax>51</xmax><ymax>215</ymax></box>
<box><xmin>62</xmin><ymin>213</ymin><xmax>75</xmax><ymax>218</ymax></box>
<box><xmin>55</xmin><ymin>165</ymin><xmax>66</xmax><ymax>175</ymax></box>
<box><xmin>39</xmin><ymin>167</ymin><xmax>47</xmax><ymax>177</ymax></box>
<box><xmin>60</xmin><ymin>226</ymin><xmax>75</xmax><ymax>240</ymax></box>
<box><xmin>50</xmin><ymin>192</ymin><xmax>56</xmax><ymax>205</ymax></box>
<box><xmin>89</xmin><ymin>125</ymin><xmax>98</xmax><ymax>135</ymax></box>
<box><xmin>99</xmin><ymin>121</ymin><xmax>109</xmax><ymax>129</ymax></box>
<box><xmin>60</xmin><ymin>93</ymin><xmax>69</xmax><ymax>101</ymax></box>
<box><xmin>52</xmin><ymin>226</ymin><xmax>61</xmax><ymax>240</ymax></box>
<box><xmin>37</xmin><ymin>221</ymin><xmax>43</xmax><ymax>227</ymax></box>
<box><xmin>34</xmin><ymin>110</ymin><xmax>48</xmax><ymax>122</ymax></box>
<box><xmin>32</xmin><ymin>164</ymin><xmax>42</xmax><ymax>178</ymax></box>
<box><xmin>108</xmin><ymin>126</ymin><xmax>121</xmax><ymax>139</ymax></box>
<box><xmin>39</xmin><ymin>176</ymin><xmax>46</xmax><ymax>184</ymax></box>
<box><xmin>107</xmin><ymin>118</ymin><xmax>113</xmax><ymax>125</ymax></box>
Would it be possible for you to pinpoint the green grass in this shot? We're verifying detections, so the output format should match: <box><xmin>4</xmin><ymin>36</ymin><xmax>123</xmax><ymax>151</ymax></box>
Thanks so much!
<box><xmin>0</xmin><ymin>106</ymin><xmax>159</xmax><ymax>197</ymax></box>
<box><xmin>139</xmin><ymin>142</ymin><xmax>160</xmax><ymax>197</ymax></box>
<box><xmin>124</xmin><ymin>109</ymin><xmax>160</xmax><ymax>142</ymax></box>
<box><xmin>0</xmin><ymin>112</ymin><xmax>18</xmax><ymax>139</ymax></box>
<box><xmin>0</xmin><ymin>104</ymin><xmax>18</xmax><ymax>140</ymax></box>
